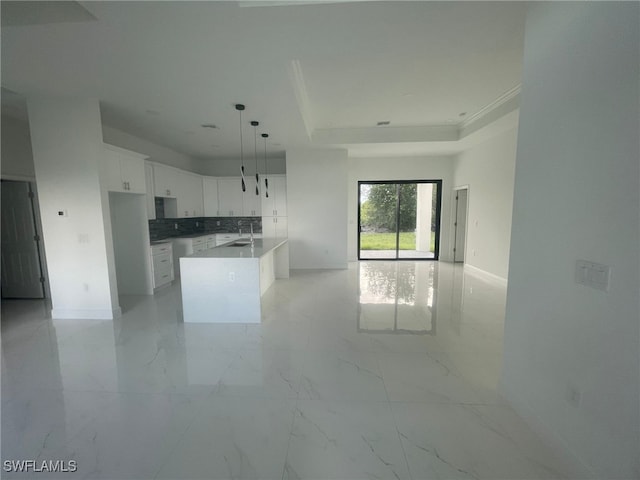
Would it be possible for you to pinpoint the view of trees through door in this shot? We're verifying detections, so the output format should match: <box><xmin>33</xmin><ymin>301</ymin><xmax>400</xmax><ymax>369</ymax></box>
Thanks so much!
<box><xmin>358</xmin><ymin>180</ymin><xmax>441</xmax><ymax>260</ymax></box>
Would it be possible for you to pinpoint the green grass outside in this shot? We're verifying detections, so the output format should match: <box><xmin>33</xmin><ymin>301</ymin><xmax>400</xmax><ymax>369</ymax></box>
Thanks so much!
<box><xmin>360</xmin><ymin>232</ymin><xmax>435</xmax><ymax>251</ymax></box>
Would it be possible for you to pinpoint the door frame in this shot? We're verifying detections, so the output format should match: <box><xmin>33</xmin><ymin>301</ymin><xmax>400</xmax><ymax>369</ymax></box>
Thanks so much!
<box><xmin>357</xmin><ymin>179</ymin><xmax>443</xmax><ymax>261</ymax></box>
<box><xmin>452</xmin><ymin>185</ymin><xmax>470</xmax><ymax>263</ymax></box>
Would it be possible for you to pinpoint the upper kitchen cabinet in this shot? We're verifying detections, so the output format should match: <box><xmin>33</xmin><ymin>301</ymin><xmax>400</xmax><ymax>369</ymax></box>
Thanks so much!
<box><xmin>153</xmin><ymin>163</ymin><xmax>179</xmax><ymax>197</ymax></box>
<box><xmin>217</xmin><ymin>177</ymin><xmax>244</xmax><ymax>217</ymax></box>
<box><xmin>242</xmin><ymin>183</ymin><xmax>262</xmax><ymax>216</ymax></box>
<box><xmin>145</xmin><ymin>162</ymin><xmax>156</xmax><ymax>220</ymax></box>
<box><xmin>176</xmin><ymin>171</ymin><xmax>204</xmax><ymax>218</ymax></box>
<box><xmin>261</xmin><ymin>175</ymin><xmax>287</xmax><ymax>217</ymax></box>
<box><xmin>203</xmin><ymin>176</ymin><xmax>220</xmax><ymax>217</ymax></box>
<box><xmin>101</xmin><ymin>144</ymin><xmax>148</xmax><ymax>194</ymax></box>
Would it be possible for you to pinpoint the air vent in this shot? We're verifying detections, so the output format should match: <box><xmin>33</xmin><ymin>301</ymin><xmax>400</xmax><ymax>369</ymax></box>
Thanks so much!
<box><xmin>201</xmin><ymin>124</ymin><xmax>219</xmax><ymax>129</ymax></box>
<box><xmin>376</xmin><ymin>121</ymin><xmax>391</xmax><ymax>126</ymax></box>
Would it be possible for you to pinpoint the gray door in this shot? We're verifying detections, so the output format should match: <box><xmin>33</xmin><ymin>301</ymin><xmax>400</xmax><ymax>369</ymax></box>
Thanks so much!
<box><xmin>1</xmin><ymin>180</ymin><xmax>45</xmax><ymax>298</ymax></box>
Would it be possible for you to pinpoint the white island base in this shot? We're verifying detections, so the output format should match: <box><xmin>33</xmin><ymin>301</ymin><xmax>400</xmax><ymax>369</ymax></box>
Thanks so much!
<box><xmin>180</xmin><ymin>238</ymin><xmax>289</xmax><ymax>323</ymax></box>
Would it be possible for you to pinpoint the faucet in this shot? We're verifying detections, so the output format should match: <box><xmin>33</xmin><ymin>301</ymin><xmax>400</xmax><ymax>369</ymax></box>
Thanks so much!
<box><xmin>238</xmin><ymin>220</ymin><xmax>242</xmax><ymax>237</ymax></box>
<box><xmin>250</xmin><ymin>223</ymin><xmax>254</xmax><ymax>245</ymax></box>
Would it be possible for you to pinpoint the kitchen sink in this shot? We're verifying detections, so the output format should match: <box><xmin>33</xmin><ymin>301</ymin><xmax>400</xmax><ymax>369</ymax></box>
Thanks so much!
<box><xmin>229</xmin><ymin>240</ymin><xmax>252</xmax><ymax>247</ymax></box>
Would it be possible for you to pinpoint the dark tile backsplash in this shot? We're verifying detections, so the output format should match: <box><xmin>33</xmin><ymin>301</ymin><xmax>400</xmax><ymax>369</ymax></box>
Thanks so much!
<box><xmin>149</xmin><ymin>217</ymin><xmax>262</xmax><ymax>241</ymax></box>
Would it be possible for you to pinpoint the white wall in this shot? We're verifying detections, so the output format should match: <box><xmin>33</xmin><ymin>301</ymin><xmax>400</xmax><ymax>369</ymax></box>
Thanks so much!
<box><xmin>27</xmin><ymin>97</ymin><xmax>120</xmax><ymax>319</ymax></box>
<box><xmin>453</xmin><ymin>121</ymin><xmax>518</xmax><ymax>279</ymax></box>
<box><xmin>286</xmin><ymin>148</ymin><xmax>348</xmax><ymax>269</ymax></box>
<box><xmin>1</xmin><ymin>115</ymin><xmax>35</xmax><ymax>180</ymax></box>
<box><xmin>347</xmin><ymin>156</ymin><xmax>454</xmax><ymax>262</ymax></box>
<box><xmin>102</xmin><ymin>125</ymin><xmax>200</xmax><ymax>173</ymax></box>
<box><xmin>503</xmin><ymin>3</ymin><xmax>639</xmax><ymax>478</ymax></box>
<box><xmin>197</xmin><ymin>157</ymin><xmax>286</xmax><ymax>177</ymax></box>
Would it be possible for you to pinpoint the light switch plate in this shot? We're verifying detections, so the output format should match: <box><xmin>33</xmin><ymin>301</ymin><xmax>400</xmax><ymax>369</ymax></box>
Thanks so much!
<box><xmin>575</xmin><ymin>260</ymin><xmax>610</xmax><ymax>291</ymax></box>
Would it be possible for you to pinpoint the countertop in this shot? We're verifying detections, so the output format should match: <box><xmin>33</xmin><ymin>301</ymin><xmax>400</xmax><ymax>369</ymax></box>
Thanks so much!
<box><xmin>151</xmin><ymin>231</ymin><xmax>262</xmax><ymax>243</ymax></box>
<box><xmin>182</xmin><ymin>238</ymin><xmax>288</xmax><ymax>260</ymax></box>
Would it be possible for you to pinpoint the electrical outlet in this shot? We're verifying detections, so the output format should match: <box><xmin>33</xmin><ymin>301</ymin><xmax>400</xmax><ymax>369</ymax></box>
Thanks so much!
<box><xmin>575</xmin><ymin>260</ymin><xmax>610</xmax><ymax>291</ymax></box>
<box><xmin>174</xmin><ymin>223</ymin><xmax>178</xmax><ymax>230</ymax></box>
<box><xmin>217</xmin><ymin>221</ymin><xmax>221</xmax><ymax>226</ymax></box>
<box><xmin>228</xmin><ymin>272</ymin><xmax>235</xmax><ymax>282</ymax></box>
<box><xmin>566</xmin><ymin>385</ymin><xmax>582</xmax><ymax>408</ymax></box>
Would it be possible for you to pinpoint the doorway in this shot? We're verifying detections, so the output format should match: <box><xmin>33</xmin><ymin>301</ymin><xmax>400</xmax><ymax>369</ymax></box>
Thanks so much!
<box><xmin>1</xmin><ymin>180</ymin><xmax>47</xmax><ymax>298</ymax></box>
<box><xmin>358</xmin><ymin>180</ymin><xmax>442</xmax><ymax>260</ymax></box>
<box><xmin>453</xmin><ymin>187</ymin><xmax>469</xmax><ymax>263</ymax></box>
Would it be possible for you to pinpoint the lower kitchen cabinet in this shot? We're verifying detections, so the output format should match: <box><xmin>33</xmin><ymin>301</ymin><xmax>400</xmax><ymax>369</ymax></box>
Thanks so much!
<box><xmin>262</xmin><ymin>216</ymin><xmax>288</xmax><ymax>238</ymax></box>
<box><xmin>172</xmin><ymin>235</ymin><xmax>213</xmax><ymax>276</ymax></box>
<box><xmin>151</xmin><ymin>242</ymin><xmax>174</xmax><ymax>289</ymax></box>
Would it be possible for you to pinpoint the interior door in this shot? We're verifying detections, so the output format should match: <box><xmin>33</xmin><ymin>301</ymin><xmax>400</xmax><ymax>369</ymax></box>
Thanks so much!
<box><xmin>1</xmin><ymin>180</ymin><xmax>45</xmax><ymax>298</ymax></box>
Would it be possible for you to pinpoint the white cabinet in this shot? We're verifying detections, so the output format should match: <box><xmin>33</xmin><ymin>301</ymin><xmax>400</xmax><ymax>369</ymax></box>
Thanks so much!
<box><xmin>151</xmin><ymin>242</ymin><xmax>174</xmax><ymax>289</ymax></box>
<box><xmin>203</xmin><ymin>177</ymin><xmax>219</xmax><ymax>217</ymax></box>
<box><xmin>205</xmin><ymin>234</ymin><xmax>217</xmax><ymax>250</ymax></box>
<box><xmin>177</xmin><ymin>171</ymin><xmax>203</xmax><ymax>218</ymax></box>
<box><xmin>243</xmin><ymin>188</ymin><xmax>262</xmax><ymax>216</ymax></box>
<box><xmin>262</xmin><ymin>216</ymin><xmax>288</xmax><ymax>238</ymax></box>
<box><xmin>217</xmin><ymin>177</ymin><xmax>244</xmax><ymax>217</ymax></box>
<box><xmin>145</xmin><ymin>163</ymin><xmax>156</xmax><ymax>220</ymax></box>
<box><xmin>262</xmin><ymin>175</ymin><xmax>287</xmax><ymax>238</ymax></box>
<box><xmin>261</xmin><ymin>175</ymin><xmax>287</xmax><ymax>217</ymax></box>
<box><xmin>101</xmin><ymin>144</ymin><xmax>147</xmax><ymax>194</ymax></box>
<box><xmin>153</xmin><ymin>163</ymin><xmax>179</xmax><ymax>198</ymax></box>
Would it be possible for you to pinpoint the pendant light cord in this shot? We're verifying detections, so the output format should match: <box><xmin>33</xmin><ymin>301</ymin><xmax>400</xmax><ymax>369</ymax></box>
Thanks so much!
<box><xmin>252</xmin><ymin>122</ymin><xmax>260</xmax><ymax>196</ymax></box>
<box><xmin>262</xmin><ymin>133</ymin><xmax>269</xmax><ymax>198</ymax></box>
<box><xmin>238</xmin><ymin>106</ymin><xmax>246</xmax><ymax>192</ymax></box>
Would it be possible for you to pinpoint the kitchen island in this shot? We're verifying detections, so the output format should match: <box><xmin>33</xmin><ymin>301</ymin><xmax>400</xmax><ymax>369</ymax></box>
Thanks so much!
<box><xmin>180</xmin><ymin>238</ymin><xmax>289</xmax><ymax>323</ymax></box>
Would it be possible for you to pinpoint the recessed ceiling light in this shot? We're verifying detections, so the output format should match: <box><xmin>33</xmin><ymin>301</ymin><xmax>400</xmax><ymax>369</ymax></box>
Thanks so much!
<box><xmin>201</xmin><ymin>124</ymin><xmax>218</xmax><ymax>129</ymax></box>
<box><xmin>459</xmin><ymin>112</ymin><xmax>467</xmax><ymax>117</ymax></box>
<box><xmin>376</xmin><ymin>121</ymin><xmax>391</xmax><ymax>126</ymax></box>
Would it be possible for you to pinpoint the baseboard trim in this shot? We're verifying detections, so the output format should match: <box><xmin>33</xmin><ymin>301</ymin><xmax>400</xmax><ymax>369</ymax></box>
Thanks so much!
<box><xmin>463</xmin><ymin>263</ymin><xmax>508</xmax><ymax>286</ymax></box>
<box><xmin>499</xmin><ymin>383</ymin><xmax>597</xmax><ymax>479</ymax></box>
<box><xmin>51</xmin><ymin>307</ymin><xmax>122</xmax><ymax>320</ymax></box>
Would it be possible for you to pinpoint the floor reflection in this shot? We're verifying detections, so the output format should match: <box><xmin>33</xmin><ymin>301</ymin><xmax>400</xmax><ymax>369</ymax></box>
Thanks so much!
<box><xmin>2</xmin><ymin>262</ymin><xmax>581</xmax><ymax>480</ymax></box>
<box><xmin>358</xmin><ymin>261</ymin><xmax>436</xmax><ymax>334</ymax></box>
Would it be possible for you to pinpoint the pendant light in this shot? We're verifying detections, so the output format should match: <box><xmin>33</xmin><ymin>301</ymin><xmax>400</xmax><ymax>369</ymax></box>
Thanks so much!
<box><xmin>251</xmin><ymin>121</ymin><xmax>260</xmax><ymax>196</ymax></box>
<box><xmin>261</xmin><ymin>133</ymin><xmax>269</xmax><ymax>198</ymax></box>
<box><xmin>235</xmin><ymin>104</ymin><xmax>246</xmax><ymax>192</ymax></box>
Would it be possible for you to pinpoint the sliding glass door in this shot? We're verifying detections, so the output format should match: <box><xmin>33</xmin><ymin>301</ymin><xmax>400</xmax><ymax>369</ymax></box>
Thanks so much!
<box><xmin>358</xmin><ymin>180</ymin><xmax>441</xmax><ymax>260</ymax></box>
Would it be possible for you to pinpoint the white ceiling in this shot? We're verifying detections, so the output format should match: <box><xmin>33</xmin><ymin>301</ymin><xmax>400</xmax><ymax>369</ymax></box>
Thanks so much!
<box><xmin>1</xmin><ymin>1</ymin><xmax>526</xmax><ymax>161</ymax></box>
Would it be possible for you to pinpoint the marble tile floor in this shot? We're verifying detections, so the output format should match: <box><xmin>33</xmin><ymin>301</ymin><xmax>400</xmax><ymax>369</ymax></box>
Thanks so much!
<box><xmin>1</xmin><ymin>262</ymin><xmax>583</xmax><ymax>480</ymax></box>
